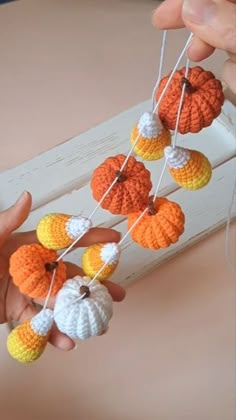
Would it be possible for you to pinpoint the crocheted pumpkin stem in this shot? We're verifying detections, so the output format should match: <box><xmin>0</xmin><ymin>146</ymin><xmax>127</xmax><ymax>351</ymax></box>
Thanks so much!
<box><xmin>181</xmin><ymin>77</ymin><xmax>196</xmax><ymax>93</ymax></box>
<box><xmin>115</xmin><ymin>170</ymin><xmax>127</xmax><ymax>183</ymax></box>
<box><xmin>147</xmin><ymin>201</ymin><xmax>157</xmax><ymax>216</ymax></box>
<box><xmin>45</xmin><ymin>261</ymin><xmax>59</xmax><ymax>272</ymax></box>
<box><xmin>80</xmin><ymin>285</ymin><xmax>90</xmax><ymax>299</ymax></box>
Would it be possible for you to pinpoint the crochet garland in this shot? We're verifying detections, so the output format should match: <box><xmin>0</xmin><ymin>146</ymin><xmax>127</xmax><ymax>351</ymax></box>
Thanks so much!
<box><xmin>5</xmin><ymin>31</ymin><xmax>224</xmax><ymax>364</ymax></box>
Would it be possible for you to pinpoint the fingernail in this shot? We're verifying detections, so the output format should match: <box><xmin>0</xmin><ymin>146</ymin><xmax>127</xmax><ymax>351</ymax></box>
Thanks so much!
<box><xmin>16</xmin><ymin>191</ymin><xmax>30</xmax><ymax>203</ymax></box>
<box><xmin>183</xmin><ymin>0</ymin><xmax>216</xmax><ymax>24</ymax></box>
<box><xmin>73</xmin><ymin>343</ymin><xmax>78</xmax><ymax>351</ymax></box>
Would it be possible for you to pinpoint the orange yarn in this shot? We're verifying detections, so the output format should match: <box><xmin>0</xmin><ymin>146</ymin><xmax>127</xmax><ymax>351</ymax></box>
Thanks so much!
<box><xmin>156</xmin><ymin>66</ymin><xmax>224</xmax><ymax>134</ymax></box>
<box><xmin>91</xmin><ymin>154</ymin><xmax>152</xmax><ymax>215</ymax></box>
<box><xmin>9</xmin><ymin>244</ymin><xmax>67</xmax><ymax>299</ymax></box>
<box><xmin>127</xmin><ymin>197</ymin><xmax>185</xmax><ymax>250</ymax></box>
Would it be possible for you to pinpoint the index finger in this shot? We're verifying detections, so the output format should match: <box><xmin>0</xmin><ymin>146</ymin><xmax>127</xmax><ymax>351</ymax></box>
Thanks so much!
<box><xmin>5</xmin><ymin>227</ymin><xmax>121</xmax><ymax>256</ymax></box>
<box><xmin>0</xmin><ymin>192</ymin><xmax>32</xmax><ymax>248</ymax></box>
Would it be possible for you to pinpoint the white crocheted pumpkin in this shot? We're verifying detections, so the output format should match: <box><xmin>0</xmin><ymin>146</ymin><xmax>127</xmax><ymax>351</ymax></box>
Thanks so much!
<box><xmin>54</xmin><ymin>276</ymin><xmax>113</xmax><ymax>340</ymax></box>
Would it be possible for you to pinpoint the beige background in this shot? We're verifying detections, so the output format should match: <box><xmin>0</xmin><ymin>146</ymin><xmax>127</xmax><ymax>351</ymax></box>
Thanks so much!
<box><xmin>0</xmin><ymin>0</ymin><xmax>226</xmax><ymax>171</ymax></box>
<box><xmin>0</xmin><ymin>1</ymin><xmax>235</xmax><ymax>420</ymax></box>
<box><xmin>0</xmin><ymin>227</ymin><xmax>235</xmax><ymax>420</ymax></box>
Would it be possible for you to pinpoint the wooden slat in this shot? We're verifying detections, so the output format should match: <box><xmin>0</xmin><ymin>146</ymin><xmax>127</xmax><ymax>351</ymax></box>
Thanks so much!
<box><xmin>0</xmin><ymin>99</ymin><xmax>235</xmax><ymax>286</ymax></box>
<box><xmin>64</xmin><ymin>158</ymin><xmax>236</xmax><ymax>286</ymax></box>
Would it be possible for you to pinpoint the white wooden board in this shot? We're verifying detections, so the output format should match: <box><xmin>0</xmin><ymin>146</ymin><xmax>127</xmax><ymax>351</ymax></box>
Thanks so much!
<box><xmin>0</xmin><ymin>99</ymin><xmax>235</xmax><ymax>287</ymax></box>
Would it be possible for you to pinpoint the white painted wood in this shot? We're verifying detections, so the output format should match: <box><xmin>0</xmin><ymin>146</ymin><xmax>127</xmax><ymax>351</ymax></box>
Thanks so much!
<box><xmin>65</xmin><ymin>158</ymin><xmax>236</xmax><ymax>287</ymax></box>
<box><xmin>0</xmin><ymin>99</ymin><xmax>235</xmax><ymax>287</ymax></box>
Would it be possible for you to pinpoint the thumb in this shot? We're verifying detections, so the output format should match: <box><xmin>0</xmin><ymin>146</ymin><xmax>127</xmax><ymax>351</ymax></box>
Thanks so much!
<box><xmin>182</xmin><ymin>0</ymin><xmax>236</xmax><ymax>54</ymax></box>
<box><xmin>0</xmin><ymin>192</ymin><xmax>32</xmax><ymax>247</ymax></box>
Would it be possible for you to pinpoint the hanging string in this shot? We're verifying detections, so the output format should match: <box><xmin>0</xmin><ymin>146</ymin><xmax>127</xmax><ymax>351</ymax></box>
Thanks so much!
<box><xmin>57</xmin><ymin>230</ymin><xmax>90</xmax><ymax>262</ymax></box>
<box><xmin>59</xmin><ymin>57</ymin><xmax>193</xmax><ymax>308</ymax></box>
<box><xmin>172</xmin><ymin>59</ymin><xmax>190</xmax><ymax>148</ymax></box>
<box><xmin>87</xmin><ymin>56</ymin><xmax>191</xmax><ymax>286</ymax></box>
<box><xmin>152</xmin><ymin>59</ymin><xmax>190</xmax><ymax>200</ymax></box>
<box><xmin>153</xmin><ymin>33</ymin><xmax>193</xmax><ymax>115</ymax></box>
<box><xmin>151</xmin><ymin>30</ymin><xmax>167</xmax><ymax>111</ymax></box>
<box><xmin>43</xmin><ymin>34</ymin><xmax>193</xmax><ymax>309</ymax></box>
<box><xmin>43</xmin><ymin>268</ymin><xmax>57</xmax><ymax>310</ymax></box>
<box><xmin>153</xmin><ymin>158</ymin><xmax>168</xmax><ymax>201</ymax></box>
<box><xmin>89</xmin><ymin>31</ymin><xmax>167</xmax><ymax>220</ymax></box>
<box><xmin>55</xmin><ymin>33</ymin><xmax>194</xmax><ymax>264</ymax></box>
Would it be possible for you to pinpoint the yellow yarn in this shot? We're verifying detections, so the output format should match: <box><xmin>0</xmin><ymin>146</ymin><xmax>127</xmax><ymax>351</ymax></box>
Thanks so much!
<box><xmin>130</xmin><ymin>125</ymin><xmax>171</xmax><ymax>161</ymax></box>
<box><xmin>37</xmin><ymin>214</ymin><xmax>72</xmax><ymax>250</ymax></box>
<box><xmin>169</xmin><ymin>151</ymin><xmax>212</xmax><ymax>190</ymax></box>
<box><xmin>7</xmin><ymin>310</ymin><xmax>53</xmax><ymax>364</ymax></box>
<box><xmin>82</xmin><ymin>243</ymin><xmax>120</xmax><ymax>281</ymax></box>
<box><xmin>7</xmin><ymin>328</ymin><xmax>45</xmax><ymax>364</ymax></box>
<box><xmin>37</xmin><ymin>213</ymin><xmax>91</xmax><ymax>251</ymax></box>
<box><xmin>7</xmin><ymin>322</ymin><xmax>49</xmax><ymax>364</ymax></box>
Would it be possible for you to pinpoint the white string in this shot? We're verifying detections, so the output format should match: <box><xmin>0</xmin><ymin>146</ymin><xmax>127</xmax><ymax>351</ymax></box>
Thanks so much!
<box><xmin>89</xmin><ymin>178</ymin><xmax>119</xmax><ymax>220</ymax></box>
<box><xmin>172</xmin><ymin>59</ymin><xmax>191</xmax><ymax>148</ymax></box>
<box><xmin>152</xmin><ymin>30</ymin><xmax>167</xmax><ymax>111</ymax></box>
<box><xmin>119</xmin><ymin>208</ymin><xmax>149</xmax><ymax>246</ymax></box>
<box><xmin>52</xmin><ymin>33</ymin><xmax>194</xmax><ymax>267</ymax></box>
<box><xmin>225</xmin><ymin>175</ymin><xmax>236</xmax><ymax>275</ymax></box>
<box><xmin>43</xmin><ymin>269</ymin><xmax>57</xmax><ymax>310</ymax></box>
<box><xmin>50</xmin><ymin>174</ymin><xmax>236</xmax><ymax>314</ymax></box>
<box><xmin>153</xmin><ymin>33</ymin><xmax>193</xmax><ymax>115</ymax></box>
<box><xmin>43</xmin><ymin>33</ymin><xmax>194</xmax><ymax>310</ymax></box>
<box><xmin>110</xmin><ymin>57</ymin><xmax>191</xmax><ymax>248</ymax></box>
<box><xmin>153</xmin><ymin>159</ymin><xmax>168</xmax><ymax>201</ymax></box>
<box><xmin>57</xmin><ymin>230</ymin><xmax>89</xmax><ymax>262</ymax></box>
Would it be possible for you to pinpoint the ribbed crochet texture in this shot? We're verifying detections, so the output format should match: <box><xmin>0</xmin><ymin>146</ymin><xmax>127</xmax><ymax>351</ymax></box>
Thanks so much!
<box><xmin>37</xmin><ymin>213</ymin><xmax>92</xmax><ymax>250</ymax></box>
<box><xmin>9</xmin><ymin>244</ymin><xmax>67</xmax><ymax>298</ymax></box>
<box><xmin>156</xmin><ymin>66</ymin><xmax>224</xmax><ymax>134</ymax></box>
<box><xmin>127</xmin><ymin>197</ymin><xmax>185</xmax><ymax>250</ymax></box>
<box><xmin>54</xmin><ymin>276</ymin><xmax>113</xmax><ymax>340</ymax></box>
<box><xmin>131</xmin><ymin>112</ymin><xmax>171</xmax><ymax>160</ymax></box>
<box><xmin>82</xmin><ymin>242</ymin><xmax>120</xmax><ymax>281</ymax></box>
<box><xmin>7</xmin><ymin>309</ymin><xmax>54</xmax><ymax>364</ymax></box>
<box><xmin>164</xmin><ymin>145</ymin><xmax>212</xmax><ymax>190</ymax></box>
<box><xmin>91</xmin><ymin>154</ymin><xmax>152</xmax><ymax>215</ymax></box>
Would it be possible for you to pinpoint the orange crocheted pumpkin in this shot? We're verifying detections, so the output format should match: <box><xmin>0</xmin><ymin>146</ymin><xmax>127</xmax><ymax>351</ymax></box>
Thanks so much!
<box><xmin>9</xmin><ymin>244</ymin><xmax>67</xmax><ymax>299</ymax></box>
<box><xmin>127</xmin><ymin>197</ymin><xmax>185</xmax><ymax>250</ymax></box>
<box><xmin>156</xmin><ymin>66</ymin><xmax>224</xmax><ymax>134</ymax></box>
<box><xmin>91</xmin><ymin>154</ymin><xmax>152</xmax><ymax>215</ymax></box>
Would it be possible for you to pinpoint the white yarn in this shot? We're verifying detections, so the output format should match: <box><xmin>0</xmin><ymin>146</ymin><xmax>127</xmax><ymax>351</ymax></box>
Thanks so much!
<box><xmin>54</xmin><ymin>276</ymin><xmax>113</xmax><ymax>340</ymax></box>
<box><xmin>137</xmin><ymin>112</ymin><xmax>163</xmax><ymax>139</ymax></box>
<box><xmin>100</xmin><ymin>242</ymin><xmax>121</xmax><ymax>265</ymax></box>
<box><xmin>31</xmin><ymin>309</ymin><xmax>54</xmax><ymax>336</ymax></box>
<box><xmin>164</xmin><ymin>145</ymin><xmax>190</xmax><ymax>169</ymax></box>
<box><xmin>66</xmin><ymin>216</ymin><xmax>92</xmax><ymax>239</ymax></box>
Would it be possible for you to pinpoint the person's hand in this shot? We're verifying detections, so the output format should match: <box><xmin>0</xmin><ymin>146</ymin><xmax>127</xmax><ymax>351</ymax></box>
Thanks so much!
<box><xmin>153</xmin><ymin>0</ymin><xmax>236</xmax><ymax>94</ymax></box>
<box><xmin>0</xmin><ymin>192</ymin><xmax>125</xmax><ymax>350</ymax></box>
